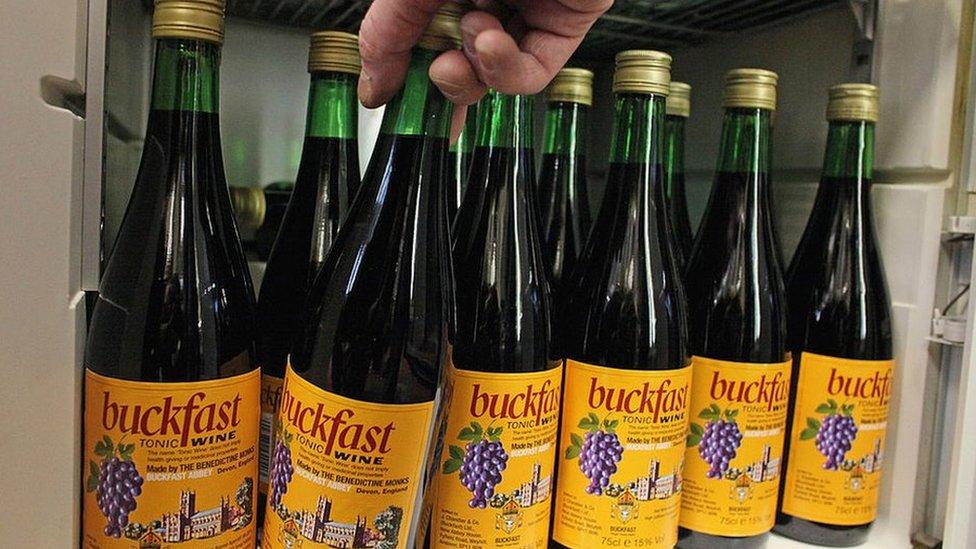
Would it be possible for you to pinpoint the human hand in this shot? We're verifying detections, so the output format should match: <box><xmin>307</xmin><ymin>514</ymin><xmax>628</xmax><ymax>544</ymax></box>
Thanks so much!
<box><xmin>358</xmin><ymin>0</ymin><xmax>612</xmax><ymax>136</ymax></box>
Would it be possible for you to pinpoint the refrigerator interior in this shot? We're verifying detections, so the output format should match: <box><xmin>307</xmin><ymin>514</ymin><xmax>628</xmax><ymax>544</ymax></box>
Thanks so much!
<box><xmin>1</xmin><ymin>0</ymin><xmax>971</xmax><ymax>546</ymax></box>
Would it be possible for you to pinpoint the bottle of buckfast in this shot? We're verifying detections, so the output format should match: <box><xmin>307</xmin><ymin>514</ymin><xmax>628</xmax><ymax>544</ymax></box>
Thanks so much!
<box><xmin>82</xmin><ymin>1</ymin><xmax>260</xmax><ymax>547</ymax></box>
<box><xmin>679</xmin><ymin>69</ymin><xmax>790</xmax><ymax>549</ymax></box>
<box><xmin>551</xmin><ymin>50</ymin><xmax>692</xmax><ymax>549</ymax></box>
<box><xmin>425</xmin><ymin>88</ymin><xmax>561</xmax><ymax>548</ymax></box>
<box><xmin>254</xmin><ymin>30</ymin><xmax>361</xmax><ymax>524</ymax></box>
<box><xmin>775</xmin><ymin>84</ymin><xmax>893</xmax><ymax>547</ymax></box>
<box><xmin>260</xmin><ymin>3</ymin><xmax>464</xmax><ymax>548</ymax></box>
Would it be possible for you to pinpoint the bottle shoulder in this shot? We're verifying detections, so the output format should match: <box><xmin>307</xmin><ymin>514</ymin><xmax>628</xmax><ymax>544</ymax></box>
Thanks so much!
<box><xmin>86</xmin><ymin>119</ymin><xmax>255</xmax><ymax>381</ymax></box>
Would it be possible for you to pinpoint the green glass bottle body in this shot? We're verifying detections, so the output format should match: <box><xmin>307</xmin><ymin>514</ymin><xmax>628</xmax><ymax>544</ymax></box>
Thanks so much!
<box><xmin>679</xmin><ymin>107</ymin><xmax>788</xmax><ymax>549</ymax></box>
<box><xmin>254</xmin><ymin>70</ymin><xmax>360</xmax><ymax>520</ymax></box>
<box><xmin>426</xmin><ymin>92</ymin><xmax>559</xmax><ymax>548</ymax></box>
<box><xmin>291</xmin><ymin>47</ymin><xmax>450</xmax><ymax>408</ymax></box>
<box><xmin>664</xmin><ymin>114</ymin><xmax>694</xmax><ymax>270</ymax></box>
<box><xmin>83</xmin><ymin>38</ymin><xmax>258</xmax><ymax>545</ymax></box>
<box><xmin>252</xmin><ymin>183</ymin><xmax>295</xmax><ymax>260</ymax></box>
<box><xmin>774</xmin><ymin>121</ymin><xmax>891</xmax><ymax>547</ymax></box>
<box><xmin>550</xmin><ymin>92</ymin><xmax>690</xmax><ymax>549</ymax></box>
<box><xmin>447</xmin><ymin>103</ymin><xmax>477</xmax><ymax>218</ymax></box>
<box><xmin>452</xmin><ymin>92</ymin><xmax>554</xmax><ymax>373</ymax></box>
<box><xmin>86</xmin><ymin>38</ymin><xmax>255</xmax><ymax>385</ymax></box>
<box><xmin>539</xmin><ymin>100</ymin><xmax>592</xmax><ymax>302</ymax></box>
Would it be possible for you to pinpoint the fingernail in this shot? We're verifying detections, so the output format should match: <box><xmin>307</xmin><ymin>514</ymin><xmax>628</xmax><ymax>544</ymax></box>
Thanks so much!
<box><xmin>358</xmin><ymin>71</ymin><xmax>374</xmax><ymax>107</ymax></box>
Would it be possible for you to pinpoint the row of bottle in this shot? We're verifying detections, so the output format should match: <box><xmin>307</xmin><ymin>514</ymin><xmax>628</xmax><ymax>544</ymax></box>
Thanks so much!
<box><xmin>80</xmin><ymin>1</ymin><xmax>892</xmax><ymax>548</ymax></box>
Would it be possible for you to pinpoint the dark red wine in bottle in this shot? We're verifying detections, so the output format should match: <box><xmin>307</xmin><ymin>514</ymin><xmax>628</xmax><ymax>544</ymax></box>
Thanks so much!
<box><xmin>664</xmin><ymin>81</ymin><xmax>694</xmax><ymax>270</ymax></box>
<box><xmin>447</xmin><ymin>102</ymin><xmax>477</xmax><ymax>218</ymax></box>
<box><xmin>775</xmin><ymin>84</ymin><xmax>893</xmax><ymax>547</ymax></box>
<box><xmin>425</xmin><ymin>90</ymin><xmax>560</xmax><ymax>548</ymax></box>
<box><xmin>259</xmin><ymin>5</ymin><xmax>463</xmax><ymax>548</ymax></box>
<box><xmin>82</xmin><ymin>1</ymin><xmax>259</xmax><ymax>547</ymax></box>
<box><xmin>539</xmin><ymin>68</ymin><xmax>593</xmax><ymax>300</ymax></box>
<box><xmin>254</xmin><ymin>30</ymin><xmax>361</xmax><ymax>524</ymax></box>
<box><xmin>679</xmin><ymin>69</ymin><xmax>790</xmax><ymax>549</ymax></box>
<box><xmin>550</xmin><ymin>50</ymin><xmax>691</xmax><ymax>549</ymax></box>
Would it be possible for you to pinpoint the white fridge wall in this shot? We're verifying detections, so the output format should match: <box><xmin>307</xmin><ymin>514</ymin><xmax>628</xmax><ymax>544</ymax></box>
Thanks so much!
<box><xmin>219</xmin><ymin>18</ymin><xmax>383</xmax><ymax>187</ymax></box>
<box><xmin>0</xmin><ymin>0</ymin><xmax>88</xmax><ymax>546</ymax></box>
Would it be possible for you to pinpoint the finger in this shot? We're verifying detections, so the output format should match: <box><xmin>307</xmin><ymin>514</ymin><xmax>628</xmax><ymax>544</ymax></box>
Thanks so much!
<box><xmin>358</xmin><ymin>0</ymin><xmax>446</xmax><ymax>108</ymax></box>
<box><xmin>460</xmin><ymin>0</ymin><xmax>611</xmax><ymax>95</ymax></box>
<box><xmin>449</xmin><ymin>107</ymin><xmax>468</xmax><ymax>144</ymax></box>
<box><xmin>430</xmin><ymin>50</ymin><xmax>487</xmax><ymax>106</ymax></box>
<box><xmin>461</xmin><ymin>13</ymin><xmax>549</xmax><ymax>95</ymax></box>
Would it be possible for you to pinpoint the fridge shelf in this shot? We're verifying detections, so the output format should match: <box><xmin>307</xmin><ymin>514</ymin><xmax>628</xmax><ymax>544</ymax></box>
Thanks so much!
<box><xmin>139</xmin><ymin>0</ymin><xmax>847</xmax><ymax>54</ymax></box>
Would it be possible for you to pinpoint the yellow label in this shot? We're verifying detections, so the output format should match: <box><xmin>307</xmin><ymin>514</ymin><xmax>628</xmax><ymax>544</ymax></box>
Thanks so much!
<box><xmin>261</xmin><ymin>365</ymin><xmax>435</xmax><ymax>548</ymax></box>
<box><xmin>82</xmin><ymin>368</ymin><xmax>260</xmax><ymax>549</ymax></box>
<box><xmin>259</xmin><ymin>373</ymin><xmax>284</xmax><ymax>497</ymax></box>
<box><xmin>781</xmin><ymin>353</ymin><xmax>894</xmax><ymax>525</ymax></box>
<box><xmin>552</xmin><ymin>360</ymin><xmax>692</xmax><ymax>549</ymax></box>
<box><xmin>678</xmin><ymin>356</ymin><xmax>791</xmax><ymax>537</ymax></box>
<box><xmin>428</xmin><ymin>362</ymin><xmax>562</xmax><ymax>548</ymax></box>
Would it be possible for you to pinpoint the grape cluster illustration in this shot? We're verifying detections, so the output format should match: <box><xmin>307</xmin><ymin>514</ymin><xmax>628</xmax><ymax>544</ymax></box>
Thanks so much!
<box><xmin>565</xmin><ymin>413</ymin><xmax>624</xmax><ymax>496</ymax></box>
<box><xmin>687</xmin><ymin>404</ymin><xmax>742</xmax><ymax>479</ymax></box>
<box><xmin>442</xmin><ymin>422</ymin><xmax>508</xmax><ymax>509</ymax></box>
<box><xmin>86</xmin><ymin>436</ymin><xmax>141</xmax><ymax>538</ymax></box>
<box><xmin>801</xmin><ymin>400</ymin><xmax>858</xmax><ymax>470</ymax></box>
<box><xmin>269</xmin><ymin>425</ymin><xmax>295</xmax><ymax>509</ymax></box>
<box><xmin>460</xmin><ymin>439</ymin><xmax>509</xmax><ymax>508</ymax></box>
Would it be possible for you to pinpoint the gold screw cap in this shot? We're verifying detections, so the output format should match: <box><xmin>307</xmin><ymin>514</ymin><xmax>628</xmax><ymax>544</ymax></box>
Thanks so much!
<box><xmin>547</xmin><ymin>68</ymin><xmax>594</xmax><ymax>106</ymax></box>
<box><xmin>418</xmin><ymin>0</ymin><xmax>467</xmax><ymax>51</ymax></box>
<box><xmin>723</xmin><ymin>68</ymin><xmax>778</xmax><ymax>111</ymax></box>
<box><xmin>667</xmin><ymin>81</ymin><xmax>691</xmax><ymax>117</ymax></box>
<box><xmin>309</xmin><ymin>31</ymin><xmax>361</xmax><ymax>74</ymax></box>
<box><xmin>613</xmin><ymin>50</ymin><xmax>672</xmax><ymax>96</ymax></box>
<box><xmin>826</xmin><ymin>83</ymin><xmax>879</xmax><ymax>122</ymax></box>
<box><xmin>229</xmin><ymin>187</ymin><xmax>266</xmax><ymax>233</ymax></box>
<box><xmin>152</xmin><ymin>0</ymin><xmax>225</xmax><ymax>45</ymax></box>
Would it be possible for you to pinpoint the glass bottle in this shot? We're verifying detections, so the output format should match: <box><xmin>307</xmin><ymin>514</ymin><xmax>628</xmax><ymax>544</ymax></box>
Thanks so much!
<box><xmin>447</xmin><ymin>102</ymin><xmax>477</xmax><ymax>218</ymax></box>
<box><xmin>83</xmin><ymin>1</ymin><xmax>259</xmax><ymax>546</ymax></box>
<box><xmin>260</xmin><ymin>4</ymin><xmax>463</xmax><ymax>547</ymax></box>
<box><xmin>679</xmin><ymin>69</ymin><xmax>790</xmax><ymax>549</ymax></box>
<box><xmin>550</xmin><ymin>50</ymin><xmax>691</xmax><ymax>549</ymax></box>
<box><xmin>775</xmin><ymin>84</ymin><xmax>893</xmax><ymax>547</ymax></box>
<box><xmin>427</xmin><ymin>90</ymin><xmax>560</xmax><ymax>548</ymax></box>
<box><xmin>539</xmin><ymin>67</ymin><xmax>594</xmax><ymax>301</ymax></box>
<box><xmin>254</xmin><ymin>30</ymin><xmax>361</xmax><ymax>522</ymax></box>
<box><xmin>664</xmin><ymin>81</ymin><xmax>694</xmax><ymax>270</ymax></box>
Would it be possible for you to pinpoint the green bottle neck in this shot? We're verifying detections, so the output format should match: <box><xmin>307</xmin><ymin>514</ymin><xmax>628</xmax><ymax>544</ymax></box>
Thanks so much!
<box><xmin>716</xmin><ymin>108</ymin><xmax>772</xmax><ymax>174</ymax></box>
<box><xmin>664</xmin><ymin>115</ymin><xmax>685</xmax><ymax>175</ymax></box>
<box><xmin>609</xmin><ymin>93</ymin><xmax>666</xmax><ymax>165</ymax></box>
<box><xmin>379</xmin><ymin>48</ymin><xmax>451</xmax><ymax>138</ymax></box>
<box><xmin>543</xmin><ymin>101</ymin><xmax>588</xmax><ymax>156</ymax></box>
<box><xmin>150</xmin><ymin>39</ymin><xmax>220</xmax><ymax>113</ymax></box>
<box><xmin>450</xmin><ymin>103</ymin><xmax>478</xmax><ymax>153</ymax></box>
<box><xmin>822</xmin><ymin>120</ymin><xmax>874</xmax><ymax>181</ymax></box>
<box><xmin>306</xmin><ymin>72</ymin><xmax>358</xmax><ymax>139</ymax></box>
<box><xmin>476</xmin><ymin>91</ymin><xmax>534</xmax><ymax>150</ymax></box>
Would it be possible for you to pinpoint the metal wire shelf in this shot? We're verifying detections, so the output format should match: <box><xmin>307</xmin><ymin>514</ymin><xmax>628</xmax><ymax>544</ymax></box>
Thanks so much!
<box><xmin>146</xmin><ymin>0</ymin><xmax>847</xmax><ymax>54</ymax></box>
